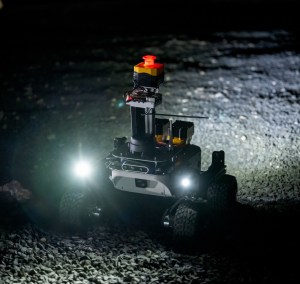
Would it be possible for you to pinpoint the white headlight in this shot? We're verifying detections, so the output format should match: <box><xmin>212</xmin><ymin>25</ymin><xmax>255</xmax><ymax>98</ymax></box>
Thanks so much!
<box><xmin>73</xmin><ymin>160</ymin><xmax>93</xmax><ymax>178</ymax></box>
<box><xmin>181</xmin><ymin>177</ymin><xmax>191</xmax><ymax>188</ymax></box>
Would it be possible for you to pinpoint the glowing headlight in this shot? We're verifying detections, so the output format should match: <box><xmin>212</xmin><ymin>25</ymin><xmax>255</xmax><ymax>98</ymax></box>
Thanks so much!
<box><xmin>73</xmin><ymin>160</ymin><xmax>93</xmax><ymax>179</ymax></box>
<box><xmin>181</xmin><ymin>177</ymin><xmax>191</xmax><ymax>188</ymax></box>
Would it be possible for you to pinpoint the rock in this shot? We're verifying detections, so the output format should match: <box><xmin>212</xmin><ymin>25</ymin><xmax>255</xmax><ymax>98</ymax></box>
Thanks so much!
<box><xmin>0</xmin><ymin>180</ymin><xmax>31</xmax><ymax>202</ymax></box>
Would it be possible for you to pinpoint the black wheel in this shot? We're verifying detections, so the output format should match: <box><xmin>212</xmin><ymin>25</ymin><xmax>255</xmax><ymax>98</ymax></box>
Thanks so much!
<box><xmin>172</xmin><ymin>200</ymin><xmax>200</xmax><ymax>244</ymax></box>
<box><xmin>207</xmin><ymin>174</ymin><xmax>237</xmax><ymax>210</ymax></box>
<box><xmin>59</xmin><ymin>188</ymin><xmax>102</xmax><ymax>230</ymax></box>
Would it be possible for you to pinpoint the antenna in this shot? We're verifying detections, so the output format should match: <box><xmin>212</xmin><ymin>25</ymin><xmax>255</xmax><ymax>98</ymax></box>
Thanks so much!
<box><xmin>143</xmin><ymin>113</ymin><xmax>209</xmax><ymax>119</ymax></box>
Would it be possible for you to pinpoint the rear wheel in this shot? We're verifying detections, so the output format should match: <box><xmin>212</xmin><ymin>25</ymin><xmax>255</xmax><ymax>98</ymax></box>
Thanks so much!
<box><xmin>59</xmin><ymin>188</ymin><xmax>102</xmax><ymax>230</ymax></box>
<box><xmin>172</xmin><ymin>200</ymin><xmax>200</xmax><ymax>244</ymax></box>
<box><xmin>207</xmin><ymin>174</ymin><xmax>237</xmax><ymax>210</ymax></box>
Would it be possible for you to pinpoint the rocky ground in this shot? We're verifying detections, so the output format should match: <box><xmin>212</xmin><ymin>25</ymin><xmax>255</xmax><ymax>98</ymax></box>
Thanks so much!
<box><xmin>1</xmin><ymin>2</ymin><xmax>300</xmax><ymax>283</ymax></box>
<box><xmin>0</xmin><ymin>194</ymin><xmax>299</xmax><ymax>283</ymax></box>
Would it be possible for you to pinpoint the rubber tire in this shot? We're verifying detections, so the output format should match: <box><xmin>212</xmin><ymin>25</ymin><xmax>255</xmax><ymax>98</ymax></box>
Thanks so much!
<box><xmin>59</xmin><ymin>189</ymin><xmax>98</xmax><ymax>230</ymax></box>
<box><xmin>172</xmin><ymin>200</ymin><xmax>200</xmax><ymax>244</ymax></box>
<box><xmin>207</xmin><ymin>174</ymin><xmax>237</xmax><ymax>210</ymax></box>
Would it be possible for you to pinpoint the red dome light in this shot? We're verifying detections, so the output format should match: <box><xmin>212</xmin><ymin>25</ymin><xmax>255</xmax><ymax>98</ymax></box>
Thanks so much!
<box><xmin>143</xmin><ymin>55</ymin><xmax>156</xmax><ymax>66</ymax></box>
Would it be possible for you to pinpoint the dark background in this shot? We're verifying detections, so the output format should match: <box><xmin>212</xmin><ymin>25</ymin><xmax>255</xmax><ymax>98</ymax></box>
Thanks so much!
<box><xmin>1</xmin><ymin>0</ymin><xmax>299</xmax><ymax>36</ymax></box>
<box><xmin>1</xmin><ymin>0</ymin><xmax>299</xmax><ymax>72</ymax></box>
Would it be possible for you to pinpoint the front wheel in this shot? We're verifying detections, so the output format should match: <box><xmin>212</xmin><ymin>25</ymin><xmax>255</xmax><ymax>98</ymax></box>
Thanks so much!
<box><xmin>59</xmin><ymin>188</ymin><xmax>103</xmax><ymax>230</ymax></box>
<box><xmin>172</xmin><ymin>200</ymin><xmax>200</xmax><ymax>244</ymax></box>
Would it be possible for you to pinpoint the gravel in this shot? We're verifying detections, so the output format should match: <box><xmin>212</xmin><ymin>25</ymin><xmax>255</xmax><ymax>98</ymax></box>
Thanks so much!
<box><xmin>1</xmin><ymin>220</ymin><xmax>223</xmax><ymax>284</ymax></box>
<box><xmin>0</xmin><ymin>193</ymin><xmax>299</xmax><ymax>283</ymax></box>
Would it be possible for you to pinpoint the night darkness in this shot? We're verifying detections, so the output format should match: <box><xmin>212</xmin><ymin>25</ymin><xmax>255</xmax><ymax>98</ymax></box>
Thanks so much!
<box><xmin>0</xmin><ymin>0</ymin><xmax>300</xmax><ymax>283</ymax></box>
